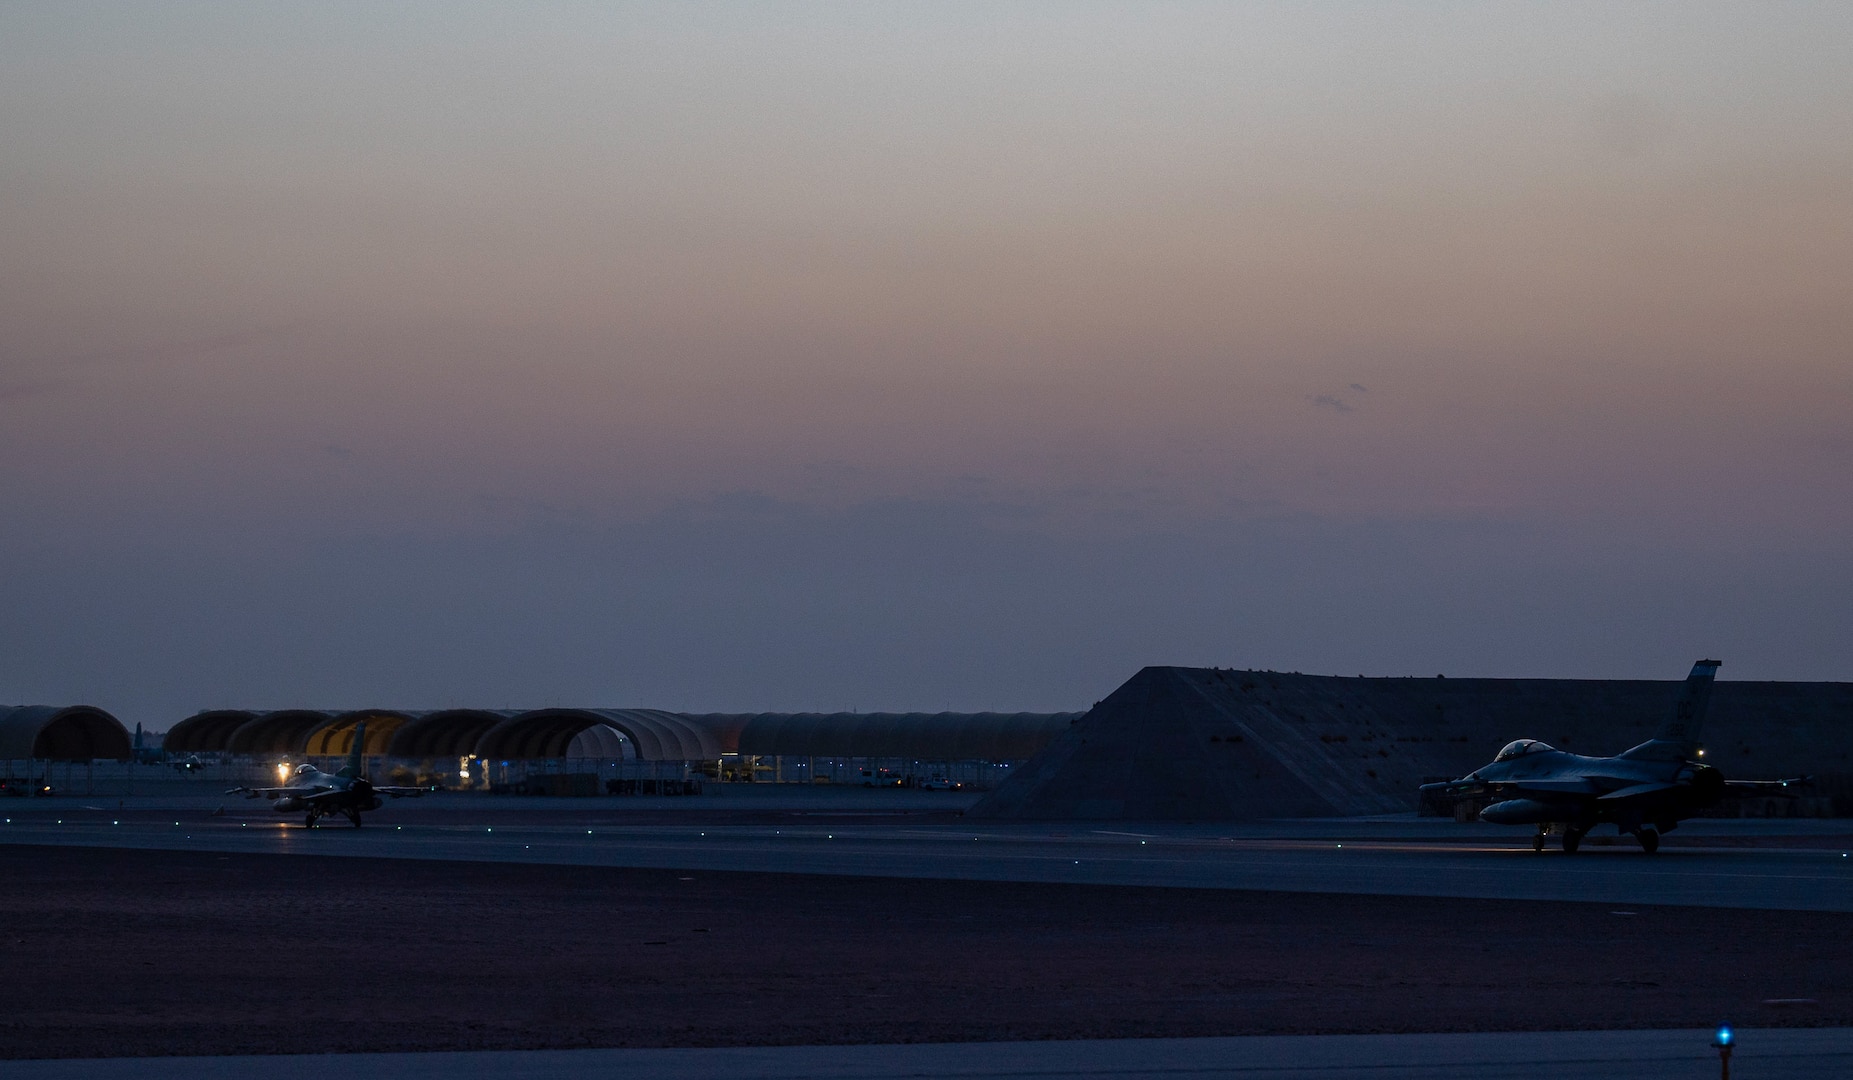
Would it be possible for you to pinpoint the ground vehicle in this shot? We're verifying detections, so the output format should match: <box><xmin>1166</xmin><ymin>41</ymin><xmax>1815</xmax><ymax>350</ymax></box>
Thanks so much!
<box><xmin>858</xmin><ymin>768</ymin><xmax>903</xmax><ymax>788</ymax></box>
<box><xmin>918</xmin><ymin>775</ymin><xmax>960</xmax><ymax>791</ymax></box>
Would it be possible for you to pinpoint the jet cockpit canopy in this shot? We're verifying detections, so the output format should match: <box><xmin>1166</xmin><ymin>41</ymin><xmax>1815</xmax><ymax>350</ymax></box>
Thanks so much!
<box><xmin>1494</xmin><ymin>739</ymin><xmax>1554</xmax><ymax>762</ymax></box>
<box><xmin>296</xmin><ymin>763</ymin><xmax>320</xmax><ymax>775</ymax></box>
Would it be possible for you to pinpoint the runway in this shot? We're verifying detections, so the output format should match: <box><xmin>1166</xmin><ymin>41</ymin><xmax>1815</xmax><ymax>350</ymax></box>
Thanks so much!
<box><xmin>4</xmin><ymin>822</ymin><xmax>1847</xmax><ymax>1061</ymax></box>
<box><xmin>3</xmin><ymin>1029</ymin><xmax>1848</xmax><ymax>1080</ymax></box>
<box><xmin>2</xmin><ymin>793</ymin><xmax>1849</xmax><ymax>911</ymax></box>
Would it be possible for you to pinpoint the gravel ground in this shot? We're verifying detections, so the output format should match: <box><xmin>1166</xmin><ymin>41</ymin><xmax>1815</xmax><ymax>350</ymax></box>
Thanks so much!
<box><xmin>0</xmin><ymin>844</ymin><xmax>1845</xmax><ymax>1058</ymax></box>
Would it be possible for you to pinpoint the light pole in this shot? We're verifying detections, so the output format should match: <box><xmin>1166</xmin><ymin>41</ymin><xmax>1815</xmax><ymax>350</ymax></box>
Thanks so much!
<box><xmin>1711</xmin><ymin>1025</ymin><xmax>1734</xmax><ymax>1080</ymax></box>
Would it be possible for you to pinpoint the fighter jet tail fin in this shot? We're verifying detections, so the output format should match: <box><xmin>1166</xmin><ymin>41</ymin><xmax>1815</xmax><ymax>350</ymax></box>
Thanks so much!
<box><xmin>338</xmin><ymin>722</ymin><xmax>367</xmax><ymax>779</ymax></box>
<box><xmin>1657</xmin><ymin>659</ymin><xmax>1720</xmax><ymax>746</ymax></box>
<box><xmin>1619</xmin><ymin>659</ymin><xmax>1719</xmax><ymax>763</ymax></box>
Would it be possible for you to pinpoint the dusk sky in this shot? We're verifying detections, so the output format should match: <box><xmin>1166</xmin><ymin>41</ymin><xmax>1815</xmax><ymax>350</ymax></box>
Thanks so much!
<box><xmin>3</xmin><ymin>3</ymin><xmax>1849</xmax><ymax>728</ymax></box>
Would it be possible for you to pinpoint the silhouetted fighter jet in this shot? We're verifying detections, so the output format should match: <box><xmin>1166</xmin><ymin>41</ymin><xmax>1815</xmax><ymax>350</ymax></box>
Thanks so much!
<box><xmin>229</xmin><ymin>723</ymin><xmax>426</xmax><ymax>828</ymax></box>
<box><xmin>1420</xmin><ymin>660</ymin><xmax>1803</xmax><ymax>852</ymax></box>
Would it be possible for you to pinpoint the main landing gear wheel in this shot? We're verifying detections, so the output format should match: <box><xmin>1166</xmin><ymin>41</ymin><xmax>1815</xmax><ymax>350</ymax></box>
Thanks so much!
<box><xmin>1562</xmin><ymin>828</ymin><xmax>1585</xmax><ymax>854</ymax></box>
<box><xmin>1637</xmin><ymin>828</ymin><xmax>1660</xmax><ymax>854</ymax></box>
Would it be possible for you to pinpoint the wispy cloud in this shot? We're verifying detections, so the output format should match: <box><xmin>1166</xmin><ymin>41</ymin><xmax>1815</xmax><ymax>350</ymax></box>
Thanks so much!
<box><xmin>1310</xmin><ymin>394</ymin><xmax>1353</xmax><ymax>414</ymax></box>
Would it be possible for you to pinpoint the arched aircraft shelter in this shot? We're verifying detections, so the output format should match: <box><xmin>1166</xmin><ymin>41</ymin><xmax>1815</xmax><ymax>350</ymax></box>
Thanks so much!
<box><xmin>310</xmin><ymin>711</ymin><xmax>419</xmax><ymax>756</ymax></box>
<box><xmin>387</xmin><ymin>710</ymin><xmax>519</xmax><ymax>758</ymax></box>
<box><xmin>0</xmin><ymin>706</ymin><xmax>132</xmax><ymax>761</ymax></box>
<box><xmin>475</xmin><ymin>709</ymin><xmax>734</xmax><ymax>762</ymax></box>
<box><xmin>224</xmin><ymin>710</ymin><xmax>332</xmax><ymax>755</ymax></box>
<box><xmin>163</xmin><ymin>710</ymin><xmax>257</xmax><ymax>755</ymax></box>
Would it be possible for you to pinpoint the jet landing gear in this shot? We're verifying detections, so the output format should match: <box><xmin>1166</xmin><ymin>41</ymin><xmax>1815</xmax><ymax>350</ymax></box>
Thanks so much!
<box><xmin>301</xmin><ymin>809</ymin><xmax>362</xmax><ymax>828</ymax></box>
<box><xmin>1634</xmin><ymin>827</ymin><xmax>1660</xmax><ymax>854</ymax></box>
<box><xmin>301</xmin><ymin>808</ymin><xmax>363</xmax><ymax>828</ymax></box>
<box><xmin>1533</xmin><ymin>824</ymin><xmax>1588</xmax><ymax>854</ymax></box>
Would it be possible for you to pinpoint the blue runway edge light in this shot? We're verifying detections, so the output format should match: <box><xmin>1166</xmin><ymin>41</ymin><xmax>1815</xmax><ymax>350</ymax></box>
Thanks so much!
<box><xmin>1713</xmin><ymin>1025</ymin><xmax>1734</xmax><ymax>1047</ymax></box>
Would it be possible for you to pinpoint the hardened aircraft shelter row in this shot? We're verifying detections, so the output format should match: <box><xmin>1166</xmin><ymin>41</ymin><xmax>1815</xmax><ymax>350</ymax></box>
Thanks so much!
<box><xmin>164</xmin><ymin>708</ymin><xmax>1081</xmax><ymax>763</ymax></box>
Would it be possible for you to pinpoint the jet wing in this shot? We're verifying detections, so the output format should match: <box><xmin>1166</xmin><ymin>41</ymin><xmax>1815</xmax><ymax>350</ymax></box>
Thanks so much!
<box><xmin>227</xmin><ymin>784</ymin><xmax>332</xmax><ymax>800</ymax></box>
<box><xmin>300</xmin><ymin>788</ymin><xmax>359</xmax><ymax>804</ymax></box>
<box><xmin>372</xmin><ymin>786</ymin><xmax>428</xmax><ymax>798</ymax></box>
<box><xmin>1502</xmin><ymin>778</ymin><xmax>1599</xmax><ymax>795</ymax></box>
<box><xmin>1597</xmin><ymin>782</ymin><xmax>1681</xmax><ymax>801</ymax></box>
<box><xmin>1723</xmin><ymin>778</ymin><xmax>1807</xmax><ymax>797</ymax></box>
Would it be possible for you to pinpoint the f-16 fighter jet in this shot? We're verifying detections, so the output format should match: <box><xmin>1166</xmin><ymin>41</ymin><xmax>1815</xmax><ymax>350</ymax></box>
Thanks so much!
<box><xmin>229</xmin><ymin>723</ymin><xmax>426</xmax><ymax>828</ymax></box>
<box><xmin>1420</xmin><ymin>660</ymin><xmax>1803</xmax><ymax>853</ymax></box>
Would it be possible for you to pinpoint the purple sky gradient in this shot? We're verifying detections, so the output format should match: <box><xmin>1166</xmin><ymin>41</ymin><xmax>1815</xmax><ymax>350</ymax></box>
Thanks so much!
<box><xmin>2</xmin><ymin>3</ymin><xmax>1849</xmax><ymax>728</ymax></box>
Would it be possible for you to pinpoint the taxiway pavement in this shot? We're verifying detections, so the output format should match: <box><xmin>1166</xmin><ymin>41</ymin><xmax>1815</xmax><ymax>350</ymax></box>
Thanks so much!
<box><xmin>2</xmin><ymin>794</ymin><xmax>1848</xmax><ymax>911</ymax></box>
<box><xmin>2</xmin><ymin>1029</ymin><xmax>1847</xmax><ymax>1080</ymax></box>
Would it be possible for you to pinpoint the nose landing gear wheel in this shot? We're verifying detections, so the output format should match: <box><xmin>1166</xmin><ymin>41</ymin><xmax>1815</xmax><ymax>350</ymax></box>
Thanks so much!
<box><xmin>1533</xmin><ymin>831</ymin><xmax>1547</xmax><ymax>852</ymax></box>
<box><xmin>304</xmin><ymin>812</ymin><xmax>317</xmax><ymax>829</ymax></box>
<box><xmin>1637</xmin><ymin>827</ymin><xmax>1659</xmax><ymax>853</ymax></box>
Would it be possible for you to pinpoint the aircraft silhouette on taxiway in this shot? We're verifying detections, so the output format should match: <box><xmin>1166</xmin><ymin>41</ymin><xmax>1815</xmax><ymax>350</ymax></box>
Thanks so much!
<box><xmin>1420</xmin><ymin>660</ymin><xmax>1803</xmax><ymax>853</ymax></box>
<box><xmin>229</xmin><ymin>723</ymin><xmax>427</xmax><ymax>828</ymax></box>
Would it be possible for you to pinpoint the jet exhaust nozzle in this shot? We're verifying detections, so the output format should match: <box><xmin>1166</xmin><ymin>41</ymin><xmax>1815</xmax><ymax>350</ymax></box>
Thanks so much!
<box><xmin>1691</xmin><ymin>762</ymin><xmax>1724</xmax><ymax>801</ymax></box>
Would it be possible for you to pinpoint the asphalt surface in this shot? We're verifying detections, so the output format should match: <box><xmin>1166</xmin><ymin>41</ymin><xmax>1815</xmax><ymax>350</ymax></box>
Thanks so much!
<box><xmin>3</xmin><ymin>794</ymin><xmax>1846</xmax><ymax>1069</ymax></box>
<box><xmin>1</xmin><ymin>1029</ymin><xmax>1847</xmax><ymax>1080</ymax></box>
<box><xmin>15</xmin><ymin>843</ymin><xmax>1846</xmax><ymax>1057</ymax></box>
<box><xmin>1</xmin><ymin>794</ymin><xmax>1849</xmax><ymax>911</ymax></box>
